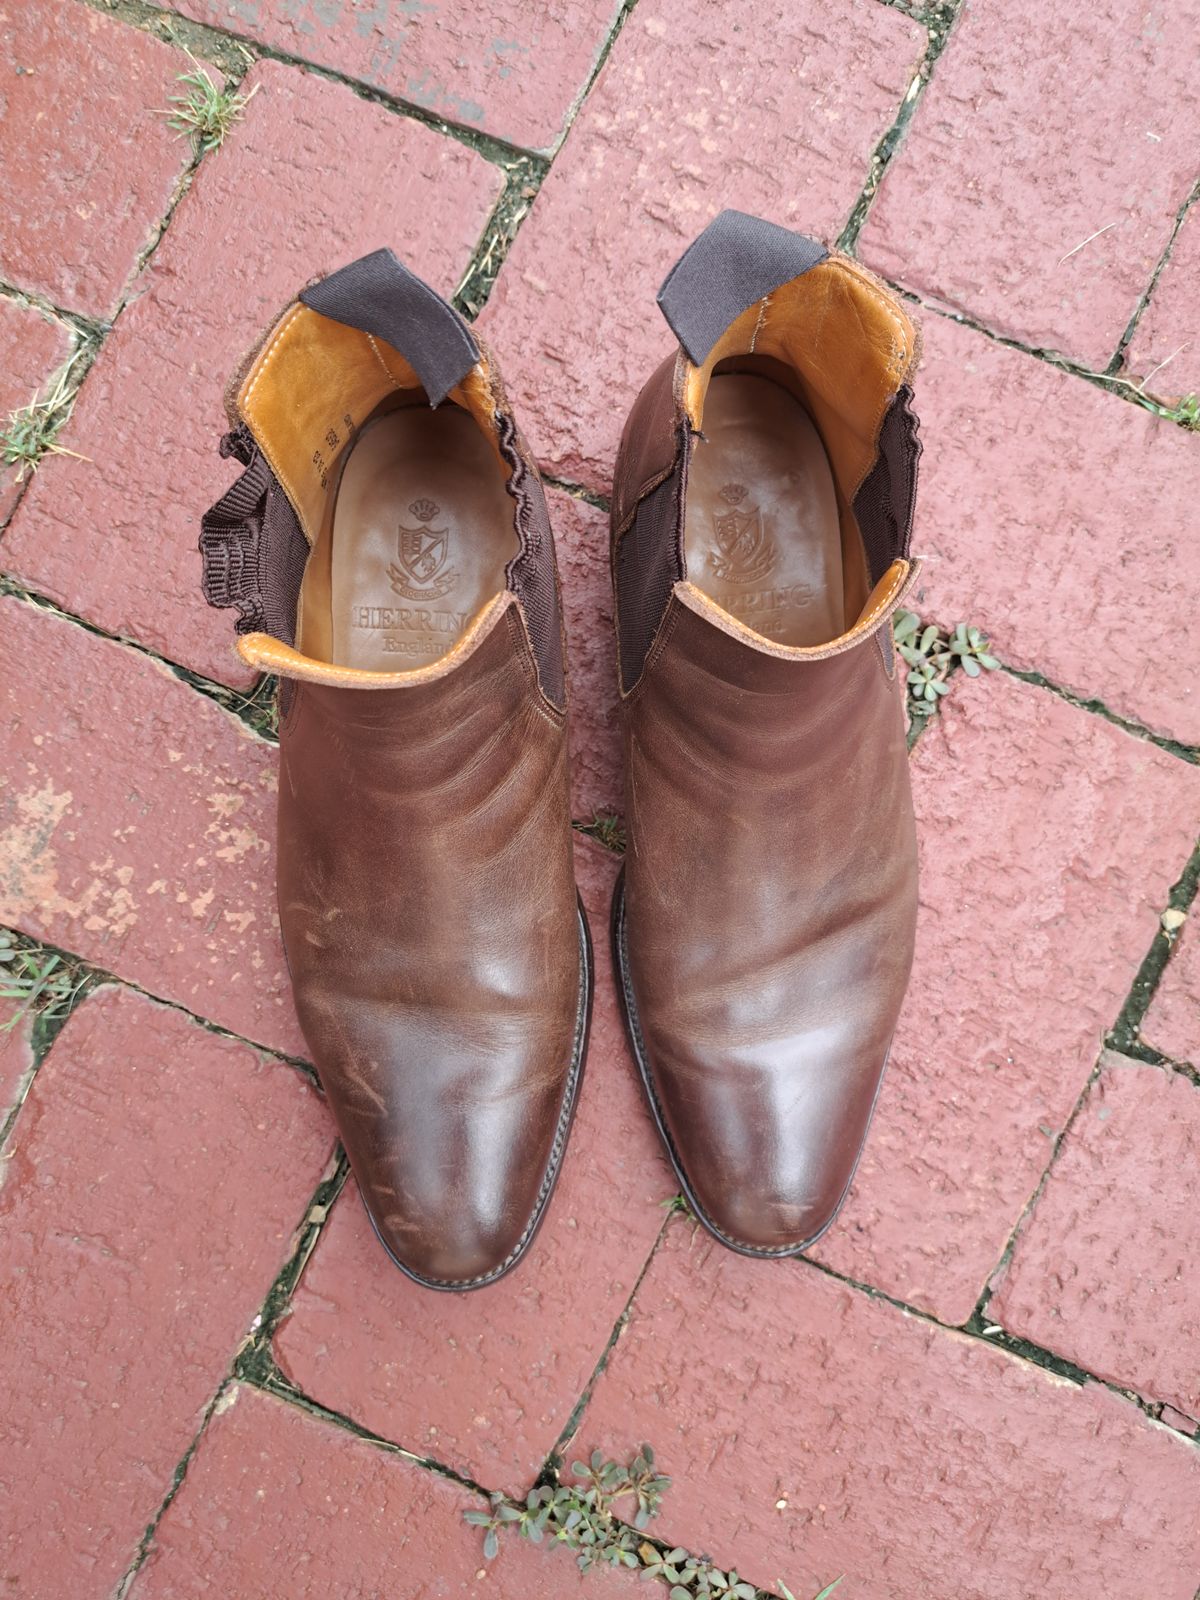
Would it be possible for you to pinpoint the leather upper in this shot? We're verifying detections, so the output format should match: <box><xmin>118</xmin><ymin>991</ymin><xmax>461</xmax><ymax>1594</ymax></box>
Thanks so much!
<box><xmin>612</xmin><ymin>214</ymin><xmax>922</xmax><ymax>1254</ymax></box>
<box><xmin>619</xmin><ymin>585</ymin><xmax>917</xmax><ymax>1251</ymax></box>
<box><xmin>277</xmin><ymin>595</ymin><xmax>583</xmax><ymax>1286</ymax></box>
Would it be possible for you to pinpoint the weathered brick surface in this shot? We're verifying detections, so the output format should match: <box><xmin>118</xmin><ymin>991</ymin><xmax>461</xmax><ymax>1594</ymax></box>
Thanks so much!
<box><xmin>0</xmin><ymin>986</ymin><xmax>333</xmax><ymax>1600</ymax></box>
<box><xmin>274</xmin><ymin>836</ymin><xmax>672</xmax><ymax>1490</ymax></box>
<box><xmin>552</xmin><ymin>489</ymin><xmax>620</xmax><ymax>819</ymax></box>
<box><xmin>0</xmin><ymin>3</ymin><xmax>192</xmax><ymax>319</ymax></box>
<box><xmin>1123</xmin><ymin>203</ymin><xmax>1200</xmax><ymax>405</ymax></box>
<box><xmin>0</xmin><ymin>298</ymin><xmax>75</xmax><ymax>528</ymax></box>
<box><xmin>0</xmin><ymin>995</ymin><xmax>35</xmax><ymax>1128</ymax></box>
<box><xmin>171</xmin><ymin>0</ymin><xmax>621</xmax><ymax>155</ymax></box>
<box><xmin>907</xmin><ymin>312</ymin><xmax>1200</xmax><ymax>746</ymax></box>
<box><xmin>859</xmin><ymin>0</ymin><xmax>1200</xmax><ymax>369</ymax></box>
<box><xmin>1143</xmin><ymin>914</ymin><xmax>1200</xmax><ymax>1065</ymax></box>
<box><xmin>131</xmin><ymin>1384</ymin><xmax>632</xmax><ymax>1597</ymax></box>
<box><xmin>482</xmin><ymin>0</ymin><xmax>924</xmax><ymax>491</ymax></box>
<box><xmin>990</xmin><ymin>1054</ymin><xmax>1200</xmax><ymax>1419</ymax></box>
<box><xmin>578</xmin><ymin>1225</ymin><xmax>1200</xmax><ymax>1600</ymax></box>
<box><xmin>814</xmin><ymin>671</ymin><xmax>1200</xmax><ymax>1324</ymax></box>
<box><xmin>0</xmin><ymin>595</ymin><xmax>305</xmax><ymax>1056</ymax></box>
<box><xmin>2</xmin><ymin>61</ymin><xmax>503</xmax><ymax>689</ymax></box>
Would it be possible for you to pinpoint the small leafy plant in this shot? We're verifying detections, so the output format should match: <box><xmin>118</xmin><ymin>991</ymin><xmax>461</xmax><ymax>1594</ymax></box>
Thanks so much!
<box><xmin>0</xmin><ymin>932</ymin><xmax>88</xmax><ymax>1031</ymax></box>
<box><xmin>1172</xmin><ymin>393</ymin><xmax>1200</xmax><ymax>429</ymax></box>
<box><xmin>464</xmin><ymin>1446</ymin><xmax>843</xmax><ymax>1600</ymax></box>
<box><xmin>164</xmin><ymin>58</ymin><xmax>258</xmax><ymax>152</ymax></box>
<box><xmin>1</xmin><ymin>356</ymin><xmax>87</xmax><ymax>482</ymax></box>
<box><xmin>893</xmin><ymin>611</ymin><xmax>999</xmax><ymax>715</ymax></box>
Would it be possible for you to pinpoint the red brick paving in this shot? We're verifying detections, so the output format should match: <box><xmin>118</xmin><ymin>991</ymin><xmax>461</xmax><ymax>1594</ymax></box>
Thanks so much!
<box><xmin>481</xmin><ymin>0</ymin><xmax>924</xmax><ymax>491</ymax></box>
<box><xmin>906</xmin><ymin>311</ymin><xmax>1200</xmax><ymax>746</ymax></box>
<box><xmin>130</xmin><ymin>1383</ymin><xmax>632</xmax><ymax>1598</ymax></box>
<box><xmin>859</xmin><ymin>0</ymin><xmax>1200</xmax><ymax>369</ymax></box>
<box><xmin>5</xmin><ymin>1</ymin><xmax>1200</xmax><ymax>1591</ymax></box>
<box><xmin>577</xmin><ymin>1223</ymin><xmax>1200</xmax><ymax>1600</ymax></box>
<box><xmin>2</xmin><ymin>59</ymin><xmax>503</xmax><ymax>689</ymax></box>
<box><xmin>0</xmin><ymin>595</ymin><xmax>305</xmax><ymax>1056</ymax></box>
<box><xmin>813</xmin><ymin>671</ymin><xmax>1200</xmax><ymax>1325</ymax></box>
<box><xmin>171</xmin><ymin>0</ymin><xmax>622</xmax><ymax>155</ymax></box>
<box><xmin>552</xmin><ymin>488</ymin><xmax>621</xmax><ymax>818</ymax></box>
<box><xmin>1123</xmin><ymin>202</ymin><xmax>1200</xmax><ymax>405</ymax></box>
<box><xmin>1143</xmin><ymin>915</ymin><xmax>1200</xmax><ymax>1065</ymax></box>
<box><xmin>990</xmin><ymin>1054</ymin><xmax>1200</xmax><ymax>1419</ymax></box>
<box><xmin>0</xmin><ymin>2</ymin><xmax>193</xmax><ymax>320</ymax></box>
<box><xmin>0</xmin><ymin>298</ymin><xmax>75</xmax><ymax>528</ymax></box>
<box><xmin>273</xmin><ymin>837</ymin><xmax>673</xmax><ymax>1491</ymax></box>
<box><xmin>0</xmin><ymin>986</ymin><xmax>333</xmax><ymax>1600</ymax></box>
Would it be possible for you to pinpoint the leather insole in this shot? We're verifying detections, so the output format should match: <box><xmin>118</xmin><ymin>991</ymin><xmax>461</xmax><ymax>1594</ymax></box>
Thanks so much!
<box><xmin>327</xmin><ymin>407</ymin><xmax>516</xmax><ymax>670</ymax></box>
<box><xmin>685</xmin><ymin>373</ymin><xmax>844</xmax><ymax>646</ymax></box>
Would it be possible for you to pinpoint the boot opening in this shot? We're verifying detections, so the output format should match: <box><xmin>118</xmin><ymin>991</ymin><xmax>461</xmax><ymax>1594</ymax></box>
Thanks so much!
<box><xmin>233</xmin><ymin>302</ymin><xmax>519</xmax><ymax>670</ymax></box>
<box><xmin>681</xmin><ymin>255</ymin><xmax>917</xmax><ymax>648</ymax></box>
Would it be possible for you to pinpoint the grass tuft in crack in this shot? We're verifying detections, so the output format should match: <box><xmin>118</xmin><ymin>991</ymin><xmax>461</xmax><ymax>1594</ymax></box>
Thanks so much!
<box><xmin>893</xmin><ymin>611</ymin><xmax>999</xmax><ymax>717</ymax></box>
<box><xmin>163</xmin><ymin>55</ymin><xmax>257</xmax><ymax>152</ymax></box>
<box><xmin>0</xmin><ymin>930</ymin><xmax>94</xmax><ymax>1050</ymax></box>
<box><xmin>577</xmin><ymin>812</ymin><xmax>626</xmax><ymax>854</ymax></box>
<box><xmin>464</xmin><ymin>1444</ymin><xmax>842</xmax><ymax>1599</ymax></box>
<box><xmin>1</xmin><ymin>355</ymin><xmax>88</xmax><ymax>482</ymax></box>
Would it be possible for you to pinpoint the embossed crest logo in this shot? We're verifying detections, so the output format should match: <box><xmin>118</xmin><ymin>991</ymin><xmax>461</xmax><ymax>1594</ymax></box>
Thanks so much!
<box><xmin>709</xmin><ymin>482</ymin><xmax>776</xmax><ymax>585</ymax></box>
<box><xmin>389</xmin><ymin>498</ymin><xmax>457</xmax><ymax>600</ymax></box>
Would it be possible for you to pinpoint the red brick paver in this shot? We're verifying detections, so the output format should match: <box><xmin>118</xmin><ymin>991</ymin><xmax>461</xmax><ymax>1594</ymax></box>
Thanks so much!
<box><xmin>0</xmin><ymin>986</ymin><xmax>333</xmax><ymax>1599</ymax></box>
<box><xmin>860</xmin><ymin>0</ymin><xmax>1200</xmax><ymax>369</ymax></box>
<box><xmin>482</xmin><ymin>0</ymin><xmax>924</xmax><ymax>491</ymax></box>
<box><xmin>2</xmin><ymin>60</ymin><xmax>503</xmax><ymax>689</ymax></box>
<box><xmin>130</xmin><ymin>1383</ymin><xmax>632</xmax><ymax>1597</ymax></box>
<box><xmin>0</xmin><ymin>596</ymin><xmax>304</xmax><ymax>1056</ymax></box>
<box><xmin>1143</xmin><ymin>915</ymin><xmax>1200</xmax><ymax>1065</ymax></box>
<box><xmin>171</xmin><ymin>0</ymin><xmax>622</xmax><ymax>155</ymax></box>
<box><xmin>552</xmin><ymin>488</ymin><xmax>620</xmax><ymax>819</ymax></box>
<box><xmin>577</xmin><ymin>1224</ymin><xmax>1200</xmax><ymax>1600</ymax></box>
<box><xmin>1124</xmin><ymin>202</ymin><xmax>1200</xmax><ymax>405</ymax></box>
<box><xmin>274</xmin><ymin>837</ymin><xmax>672</xmax><ymax>1491</ymax></box>
<box><xmin>814</xmin><ymin>671</ymin><xmax>1200</xmax><ymax>1325</ymax></box>
<box><xmin>908</xmin><ymin>312</ymin><xmax>1200</xmax><ymax>746</ymax></box>
<box><xmin>990</xmin><ymin>1053</ymin><xmax>1200</xmax><ymax>1419</ymax></box>
<box><xmin>0</xmin><ymin>2</ymin><xmax>193</xmax><ymax>320</ymax></box>
<box><xmin>0</xmin><ymin>298</ymin><xmax>75</xmax><ymax>528</ymax></box>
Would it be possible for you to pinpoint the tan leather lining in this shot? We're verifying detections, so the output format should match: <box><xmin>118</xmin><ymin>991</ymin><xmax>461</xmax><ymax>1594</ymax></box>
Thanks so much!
<box><xmin>236</xmin><ymin>302</ymin><xmax>509</xmax><ymax>547</ymax></box>
<box><xmin>681</xmin><ymin>254</ymin><xmax>917</xmax><ymax>621</ymax></box>
<box><xmin>684</xmin><ymin>371</ymin><xmax>845</xmax><ymax>647</ymax></box>
<box><xmin>237</xmin><ymin>591</ymin><xmax>517</xmax><ymax>687</ymax></box>
<box><xmin>674</xmin><ymin>558</ymin><xmax>919</xmax><ymax>662</ymax></box>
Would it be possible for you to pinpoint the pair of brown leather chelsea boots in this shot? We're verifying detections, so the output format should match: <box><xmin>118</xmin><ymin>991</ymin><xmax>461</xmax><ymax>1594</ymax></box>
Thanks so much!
<box><xmin>200</xmin><ymin>211</ymin><xmax>922</xmax><ymax>1291</ymax></box>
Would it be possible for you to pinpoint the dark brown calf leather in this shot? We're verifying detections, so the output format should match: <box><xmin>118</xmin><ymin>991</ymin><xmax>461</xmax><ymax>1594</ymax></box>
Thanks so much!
<box><xmin>201</xmin><ymin>250</ymin><xmax>589</xmax><ymax>1289</ymax></box>
<box><xmin>611</xmin><ymin>212</ymin><xmax>922</xmax><ymax>1255</ymax></box>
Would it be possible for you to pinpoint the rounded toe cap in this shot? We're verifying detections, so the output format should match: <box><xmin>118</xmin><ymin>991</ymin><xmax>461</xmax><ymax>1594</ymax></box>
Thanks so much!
<box><xmin>648</xmin><ymin>1036</ymin><xmax>891</xmax><ymax>1257</ymax></box>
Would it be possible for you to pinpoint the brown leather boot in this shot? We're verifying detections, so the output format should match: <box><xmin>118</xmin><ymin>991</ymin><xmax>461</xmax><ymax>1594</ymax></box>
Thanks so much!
<box><xmin>200</xmin><ymin>249</ymin><xmax>591</xmax><ymax>1290</ymax></box>
<box><xmin>610</xmin><ymin>211</ymin><xmax>922</xmax><ymax>1257</ymax></box>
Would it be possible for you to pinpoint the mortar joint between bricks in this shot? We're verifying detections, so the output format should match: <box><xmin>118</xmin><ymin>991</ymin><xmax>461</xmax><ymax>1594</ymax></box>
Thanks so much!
<box><xmin>838</xmin><ymin>0</ymin><xmax>963</xmax><ymax>253</ymax></box>
<box><xmin>1107</xmin><ymin>173</ymin><xmax>1200</xmax><ymax>379</ymax></box>
<box><xmin>881</xmin><ymin>272</ymin><xmax>1200</xmax><ymax>433</ymax></box>
<box><xmin>80</xmin><ymin>0</ymin><xmax>553</xmax><ymax>168</ymax></box>
<box><xmin>1107</xmin><ymin>835</ymin><xmax>1200</xmax><ymax>1056</ymax></box>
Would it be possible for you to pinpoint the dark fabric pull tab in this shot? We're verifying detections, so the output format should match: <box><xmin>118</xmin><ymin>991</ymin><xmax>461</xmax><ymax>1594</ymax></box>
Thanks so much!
<box><xmin>656</xmin><ymin>210</ymin><xmax>828</xmax><ymax>366</ymax></box>
<box><xmin>299</xmin><ymin>247</ymin><xmax>480</xmax><ymax>407</ymax></box>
